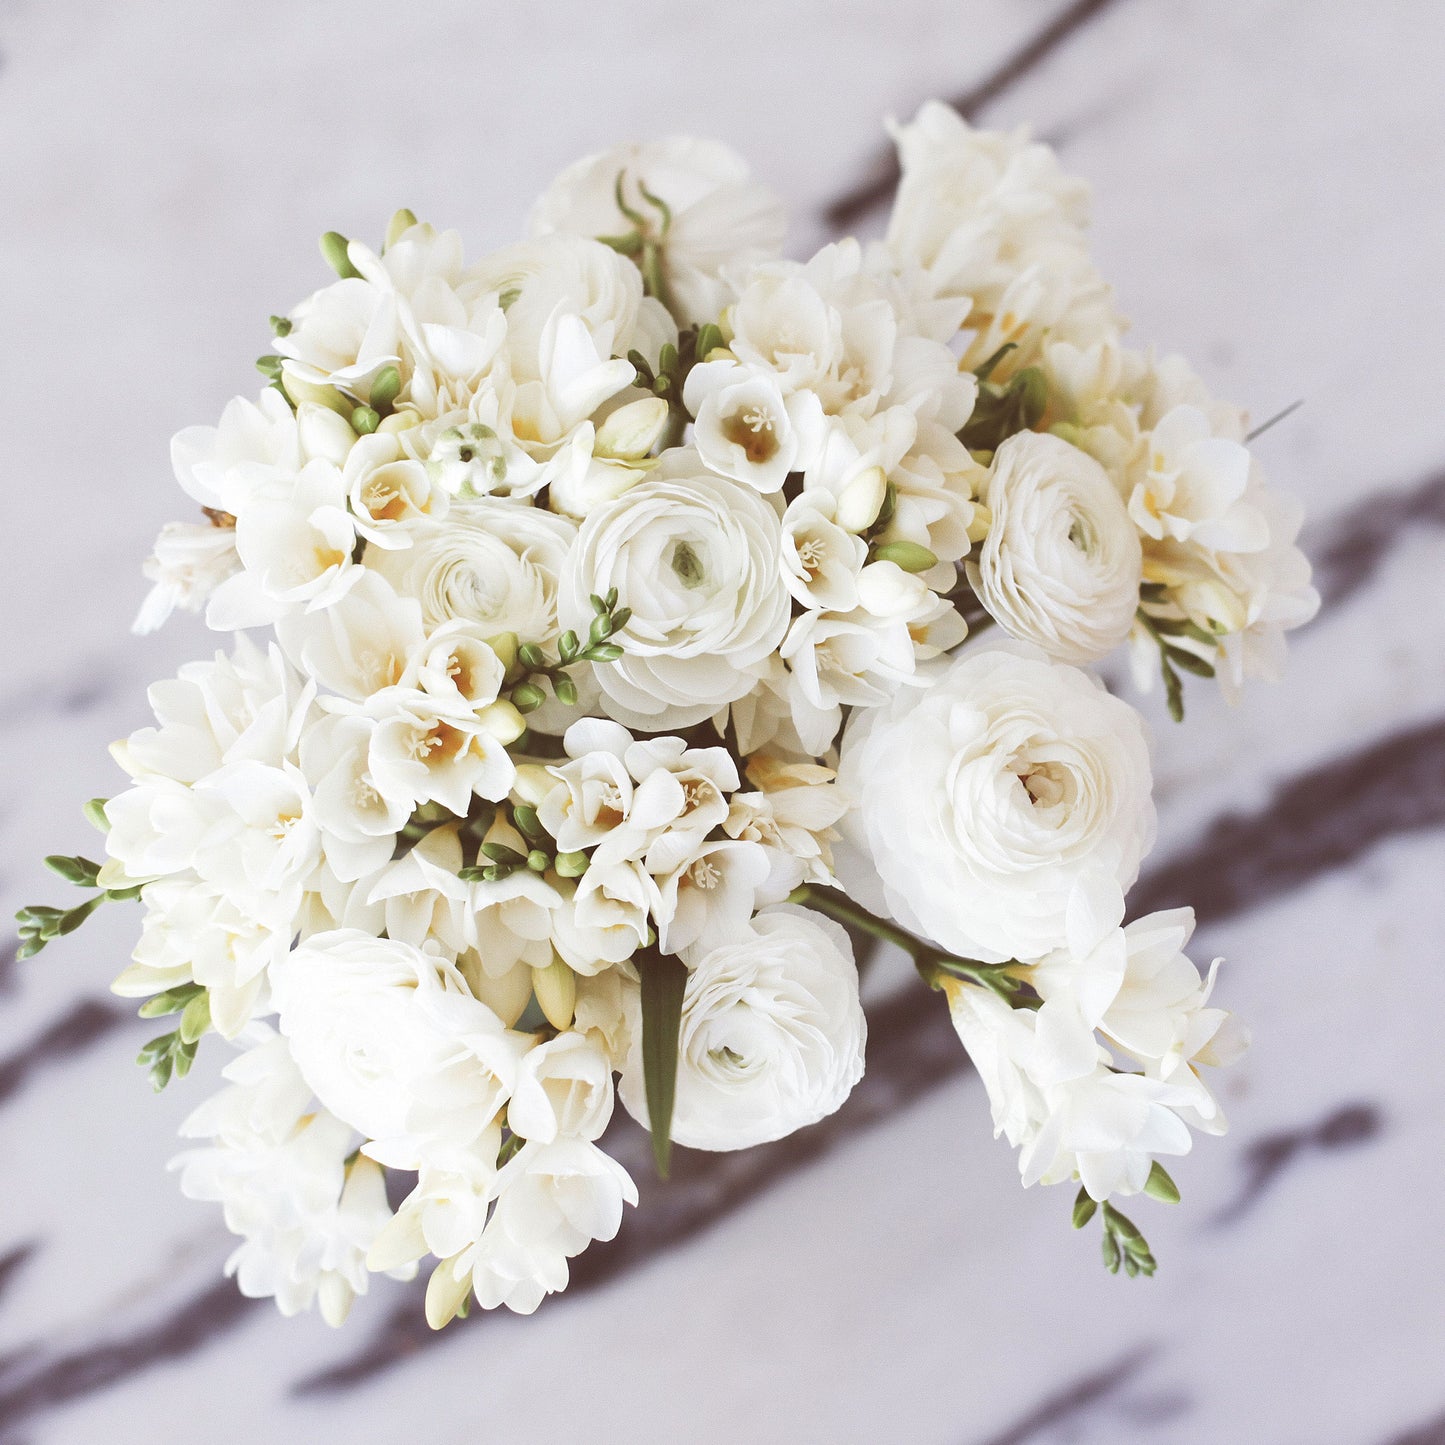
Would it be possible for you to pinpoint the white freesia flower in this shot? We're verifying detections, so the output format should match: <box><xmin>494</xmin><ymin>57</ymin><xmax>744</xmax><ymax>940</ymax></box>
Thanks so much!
<box><xmin>836</xmin><ymin>644</ymin><xmax>1156</xmax><ymax>963</ymax></box>
<box><xmin>561</xmin><ymin>451</ymin><xmax>791</xmax><ymax>729</ymax></box>
<box><xmin>371</xmin><ymin>499</ymin><xmax>575</xmax><ymax>643</ymax></box>
<box><xmin>169</xmin><ymin>387</ymin><xmax>301</xmax><ymax>517</ymax></box>
<box><xmin>684</xmin><ymin>360</ymin><xmax>824</xmax><ymax>493</ymax></box>
<box><xmin>779</xmin><ymin>492</ymin><xmax>867</xmax><ymax>612</ymax></box>
<box><xmin>968</xmin><ymin>431</ymin><xmax>1142</xmax><ymax>663</ymax></box>
<box><xmin>206</xmin><ymin>461</ymin><xmax>361</xmax><ymax>630</ymax></box>
<box><xmin>620</xmin><ymin>904</ymin><xmax>865</xmax><ymax>1150</ymax></box>
<box><xmin>367</xmin><ymin>1131</ymin><xmax>502</xmax><ymax>1273</ymax></box>
<box><xmin>343</xmin><ymin>430</ymin><xmax>448</xmax><ymax>547</ymax></box>
<box><xmin>722</xmin><ymin>753</ymin><xmax>849</xmax><ymax>892</ymax></box>
<box><xmin>171</xmin><ymin>1030</ymin><xmax>407</xmax><ymax>1326</ymax></box>
<box><xmin>276</xmin><ymin>569</ymin><xmax>426</xmax><ymax>700</ymax></box>
<box><xmin>302</xmin><ymin>712</ymin><xmax>412</xmax><ymax>882</ymax></box>
<box><xmin>272</xmin><ymin>930</ymin><xmax>530</xmax><ymax>1168</ymax></box>
<box><xmin>115</xmin><ymin>878</ymin><xmax>289</xmax><ymax>1037</ymax></box>
<box><xmin>507</xmin><ymin>1031</ymin><xmax>615</xmax><ymax>1144</ymax></box>
<box><xmin>1128</xmin><ymin>405</ymin><xmax>1268</xmax><ymax>552</ymax></box>
<box><xmin>529</xmin><ymin>136</ymin><xmax>786</xmax><ymax>325</ymax></box>
<box><xmin>942</xmin><ymin>981</ymin><xmax>1195</xmax><ymax>1202</ymax></box>
<box><xmin>885</xmin><ymin>101</ymin><xmax>1118</xmax><ymax>370</ymax></box>
<box><xmin>134</xmin><ymin>521</ymin><xmax>242</xmax><ymax>634</ymax></box>
<box><xmin>440</xmin><ymin>1137</ymin><xmax>638</xmax><ymax>1319</ymax></box>
<box><xmin>123</xmin><ymin>637</ymin><xmax>312</xmax><ymax>785</ymax></box>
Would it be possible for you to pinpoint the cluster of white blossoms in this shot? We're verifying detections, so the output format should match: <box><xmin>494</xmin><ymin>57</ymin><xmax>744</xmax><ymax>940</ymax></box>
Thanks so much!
<box><xmin>23</xmin><ymin>103</ymin><xmax>1319</xmax><ymax>1323</ymax></box>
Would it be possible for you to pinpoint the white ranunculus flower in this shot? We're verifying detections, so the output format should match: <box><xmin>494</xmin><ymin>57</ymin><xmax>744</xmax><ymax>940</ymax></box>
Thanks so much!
<box><xmin>370</xmin><ymin>499</ymin><xmax>576</xmax><ymax>643</ymax></box>
<box><xmin>836</xmin><ymin>644</ymin><xmax>1156</xmax><ymax>963</ymax></box>
<box><xmin>561</xmin><ymin>450</ymin><xmax>791</xmax><ymax>729</ymax></box>
<box><xmin>272</xmin><ymin>930</ymin><xmax>530</xmax><ymax>1168</ymax></box>
<box><xmin>967</xmin><ymin>431</ymin><xmax>1142</xmax><ymax>664</ymax></box>
<box><xmin>528</xmin><ymin>137</ymin><xmax>787</xmax><ymax>326</ymax></box>
<box><xmin>619</xmin><ymin>904</ymin><xmax>865</xmax><ymax>1150</ymax></box>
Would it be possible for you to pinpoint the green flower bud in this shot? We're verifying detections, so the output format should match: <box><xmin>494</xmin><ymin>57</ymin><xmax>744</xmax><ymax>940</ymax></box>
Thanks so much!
<box><xmin>319</xmin><ymin>230</ymin><xmax>360</xmax><ymax>280</ymax></box>
<box><xmin>871</xmin><ymin>540</ymin><xmax>938</xmax><ymax>573</ymax></box>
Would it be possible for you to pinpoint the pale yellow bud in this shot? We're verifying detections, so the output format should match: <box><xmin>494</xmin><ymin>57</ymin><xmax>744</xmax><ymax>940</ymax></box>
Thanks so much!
<box><xmin>278</xmin><ymin>366</ymin><xmax>351</xmax><ymax>416</ymax></box>
<box><xmin>594</xmin><ymin>396</ymin><xmax>669</xmax><ymax>460</ymax></box>
<box><xmin>511</xmin><ymin>763</ymin><xmax>558</xmax><ymax>808</ymax></box>
<box><xmin>296</xmin><ymin>402</ymin><xmax>357</xmax><ymax>465</ymax></box>
<box><xmin>378</xmin><ymin>407</ymin><xmax>422</xmax><ymax>436</ymax></box>
<box><xmin>475</xmin><ymin>699</ymin><xmax>527</xmax><ymax>746</ymax></box>
<box><xmin>425</xmin><ymin>1257</ymin><xmax>472</xmax><ymax>1331</ymax></box>
<box><xmin>836</xmin><ymin>466</ymin><xmax>889</xmax><ymax>533</ymax></box>
<box><xmin>532</xmin><ymin>956</ymin><xmax>578</xmax><ymax>1032</ymax></box>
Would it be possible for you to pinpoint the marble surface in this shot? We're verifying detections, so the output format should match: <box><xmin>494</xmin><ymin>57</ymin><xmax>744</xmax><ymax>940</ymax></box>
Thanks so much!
<box><xmin>3</xmin><ymin>1</ymin><xmax>1444</xmax><ymax>1441</ymax></box>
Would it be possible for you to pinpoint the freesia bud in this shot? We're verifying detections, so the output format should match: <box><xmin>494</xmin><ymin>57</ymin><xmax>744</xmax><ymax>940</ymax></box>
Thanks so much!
<box><xmin>425</xmin><ymin>1257</ymin><xmax>472</xmax><ymax>1332</ymax></box>
<box><xmin>511</xmin><ymin>763</ymin><xmax>557</xmax><ymax>808</ymax></box>
<box><xmin>297</xmin><ymin>403</ymin><xmax>357</xmax><ymax>464</ymax></box>
<box><xmin>871</xmin><ymin>540</ymin><xmax>938</xmax><ymax>573</ymax></box>
<box><xmin>532</xmin><ymin>956</ymin><xmax>577</xmax><ymax>1031</ymax></box>
<box><xmin>475</xmin><ymin>699</ymin><xmax>527</xmax><ymax>745</ymax></box>
<box><xmin>836</xmin><ymin>466</ymin><xmax>889</xmax><ymax>533</ymax></box>
<box><xmin>594</xmin><ymin>396</ymin><xmax>669</xmax><ymax>460</ymax></box>
<box><xmin>279</xmin><ymin>365</ymin><xmax>351</xmax><ymax>416</ymax></box>
<box><xmin>384</xmin><ymin>208</ymin><xmax>418</xmax><ymax>250</ymax></box>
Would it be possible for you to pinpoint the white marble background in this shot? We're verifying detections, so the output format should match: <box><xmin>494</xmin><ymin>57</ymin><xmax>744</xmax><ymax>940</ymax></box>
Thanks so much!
<box><xmin>3</xmin><ymin>1</ymin><xmax>1444</xmax><ymax>1441</ymax></box>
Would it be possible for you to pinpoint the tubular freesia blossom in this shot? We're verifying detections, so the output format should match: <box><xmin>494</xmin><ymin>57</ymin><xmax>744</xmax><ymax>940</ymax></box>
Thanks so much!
<box><xmin>25</xmin><ymin>105</ymin><xmax>1296</xmax><ymax>1329</ymax></box>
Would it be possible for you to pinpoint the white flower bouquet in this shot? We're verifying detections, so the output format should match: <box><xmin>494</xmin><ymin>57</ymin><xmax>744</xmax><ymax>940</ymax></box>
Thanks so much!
<box><xmin>19</xmin><ymin>102</ymin><xmax>1318</xmax><ymax>1326</ymax></box>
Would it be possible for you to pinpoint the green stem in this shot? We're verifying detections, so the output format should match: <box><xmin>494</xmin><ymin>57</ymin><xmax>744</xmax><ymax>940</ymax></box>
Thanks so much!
<box><xmin>787</xmin><ymin>883</ymin><xmax>1024</xmax><ymax>1001</ymax></box>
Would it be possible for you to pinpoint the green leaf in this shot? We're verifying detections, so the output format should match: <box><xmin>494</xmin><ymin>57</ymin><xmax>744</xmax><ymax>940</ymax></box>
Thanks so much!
<box><xmin>552</xmin><ymin>673</ymin><xmax>579</xmax><ymax>708</ymax></box>
<box><xmin>1144</xmin><ymin>1161</ymin><xmax>1181</xmax><ymax>1204</ymax></box>
<box><xmin>1160</xmin><ymin>651</ymin><xmax>1185</xmax><ymax>723</ymax></box>
<box><xmin>83</xmin><ymin>798</ymin><xmax>111</xmax><ymax>832</ymax></box>
<box><xmin>972</xmin><ymin>342</ymin><xmax>1018</xmax><ymax>384</ymax></box>
<box><xmin>637</xmin><ymin>951</ymin><xmax>688</xmax><ymax>1180</ymax></box>
<box><xmin>1072</xmin><ymin>1188</ymin><xmax>1098</xmax><ymax>1229</ymax></box>
<box><xmin>1166</xmin><ymin>646</ymin><xmax>1216</xmax><ymax>679</ymax></box>
<box><xmin>588</xmin><ymin>643</ymin><xmax>624</xmax><ymax>664</ymax></box>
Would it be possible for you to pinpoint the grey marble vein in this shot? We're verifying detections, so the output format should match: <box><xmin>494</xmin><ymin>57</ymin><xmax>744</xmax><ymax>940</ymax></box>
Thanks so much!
<box><xmin>1210</xmin><ymin>1101</ymin><xmax>1384</xmax><ymax>1227</ymax></box>
<box><xmin>971</xmin><ymin>1345</ymin><xmax>1159</xmax><ymax>1445</ymax></box>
